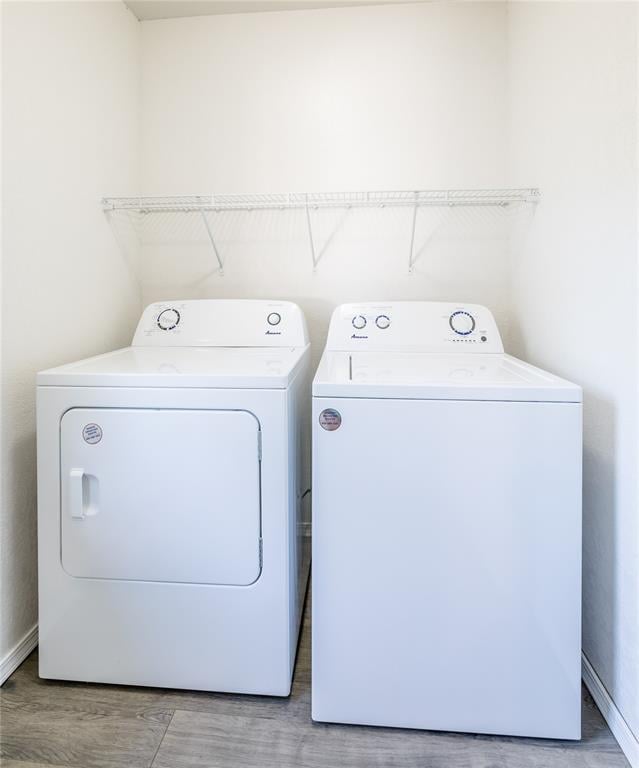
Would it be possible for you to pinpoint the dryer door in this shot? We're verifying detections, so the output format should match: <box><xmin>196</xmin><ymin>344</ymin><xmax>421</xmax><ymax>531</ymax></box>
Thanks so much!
<box><xmin>60</xmin><ymin>408</ymin><xmax>261</xmax><ymax>585</ymax></box>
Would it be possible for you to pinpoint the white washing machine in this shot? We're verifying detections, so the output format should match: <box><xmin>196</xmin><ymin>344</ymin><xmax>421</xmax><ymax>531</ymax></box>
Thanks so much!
<box><xmin>312</xmin><ymin>301</ymin><xmax>582</xmax><ymax>739</ymax></box>
<box><xmin>37</xmin><ymin>299</ymin><xmax>311</xmax><ymax>695</ymax></box>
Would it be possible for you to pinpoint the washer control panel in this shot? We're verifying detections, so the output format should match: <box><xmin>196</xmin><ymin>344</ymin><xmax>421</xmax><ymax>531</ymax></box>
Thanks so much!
<box><xmin>133</xmin><ymin>300</ymin><xmax>309</xmax><ymax>348</ymax></box>
<box><xmin>326</xmin><ymin>302</ymin><xmax>503</xmax><ymax>353</ymax></box>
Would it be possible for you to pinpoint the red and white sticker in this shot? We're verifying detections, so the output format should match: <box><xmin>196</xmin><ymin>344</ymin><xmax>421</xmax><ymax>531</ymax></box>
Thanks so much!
<box><xmin>319</xmin><ymin>409</ymin><xmax>342</xmax><ymax>431</ymax></box>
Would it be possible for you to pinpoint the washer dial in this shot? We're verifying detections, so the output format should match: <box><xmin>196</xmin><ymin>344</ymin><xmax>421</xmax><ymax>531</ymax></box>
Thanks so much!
<box><xmin>157</xmin><ymin>308</ymin><xmax>180</xmax><ymax>330</ymax></box>
<box><xmin>376</xmin><ymin>315</ymin><xmax>391</xmax><ymax>329</ymax></box>
<box><xmin>352</xmin><ymin>315</ymin><xmax>367</xmax><ymax>330</ymax></box>
<box><xmin>449</xmin><ymin>311</ymin><xmax>475</xmax><ymax>336</ymax></box>
<box><xmin>267</xmin><ymin>312</ymin><xmax>281</xmax><ymax>326</ymax></box>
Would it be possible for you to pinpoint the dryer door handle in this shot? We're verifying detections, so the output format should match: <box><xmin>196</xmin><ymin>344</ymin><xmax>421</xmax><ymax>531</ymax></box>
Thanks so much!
<box><xmin>69</xmin><ymin>468</ymin><xmax>85</xmax><ymax>519</ymax></box>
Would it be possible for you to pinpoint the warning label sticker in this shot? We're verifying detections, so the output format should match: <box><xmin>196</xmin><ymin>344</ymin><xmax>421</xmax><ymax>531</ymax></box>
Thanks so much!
<box><xmin>318</xmin><ymin>409</ymin><xmax>342</xmax><ymax>431</ymax></box>
<box><xmin>82</xmin><ymin>423</ymin><xmax>103</xmax><ymax>445</ymax></box>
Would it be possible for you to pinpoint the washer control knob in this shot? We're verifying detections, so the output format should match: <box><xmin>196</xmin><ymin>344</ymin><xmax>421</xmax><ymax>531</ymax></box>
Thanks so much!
<box><xmin>375</xmin><ymin>314</ymin><xmax>390</xmax><ymax>330</ymax></box>
<box><xmin>267</xmin><ymin>312</ymin><xmax>281</xmax><ymax>326</ymax></box>
<box><xmin>157</xmin><ymin>308</ymin><xmax>180</xmax><ymax>331</ymax></box>
<box><xmin>449</xmin><ymin>310</ymin><xmax>475</xmax><ymax>336</ymax></box>
<box><xmin>352</xmin><ymin>315</ymin><xmax>367</xmax><ymax>330</ymax></box>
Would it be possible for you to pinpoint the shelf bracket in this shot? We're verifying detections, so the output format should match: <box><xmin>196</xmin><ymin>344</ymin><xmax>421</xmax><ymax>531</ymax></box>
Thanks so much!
<box><xmin>408</xmin><ymin>193</ymin><xmax>419</xmax><ymax>273</ymax></box>
<box><xmin>200</xmin><ymin>210</ymin><xmax>224</xmax><ymax>275</ymax></box>
<box><xmin>305</xmin><ymin>200</ymin><xmax>319</xmax><ymax>270</ymax></box>
<box><xmin>408</xmin><ymin>193</ymin><xmax>450</xmax><ymax>273</ymax></box>
<box><xmin>306</xmin><ymin>197</ymin><xmax>352</xmax><ymax>271</ymax></box>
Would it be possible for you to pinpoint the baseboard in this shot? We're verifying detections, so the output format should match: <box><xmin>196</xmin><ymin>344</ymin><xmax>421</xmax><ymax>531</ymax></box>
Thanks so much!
<box><xmin>0</xmin><ymin>624</ymin><xmax>38</xmax><ymax>685</ymax></box>
<box><xmin>582</xmin><ymin>652</ymin><xmax>639</xmax><ymax>768</ymax></box>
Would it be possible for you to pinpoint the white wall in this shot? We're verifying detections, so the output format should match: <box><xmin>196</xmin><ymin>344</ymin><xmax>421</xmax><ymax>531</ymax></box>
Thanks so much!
<box><xmin>1</xmin><ymin>1</ymin><xmax>141</xmax><ymax>669</ymax></box>
<box><xmin>139</xmin><ymin>1</ymin><xmax>512</xmax><ymax>361</ymax></box>
<box><xmin>508</xmin><ymin>1</ymin><xmax>639</xmax><ymax>759</ymax></box>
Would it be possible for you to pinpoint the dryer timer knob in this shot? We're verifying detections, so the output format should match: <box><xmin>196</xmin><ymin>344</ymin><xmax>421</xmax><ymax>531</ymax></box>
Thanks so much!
<box><xmin>449</xmin><ymin>311</ymin><xmax>475</xmax><ymax>336</ymax></box>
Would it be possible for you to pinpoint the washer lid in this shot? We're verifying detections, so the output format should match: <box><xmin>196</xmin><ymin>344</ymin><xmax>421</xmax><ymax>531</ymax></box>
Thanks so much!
<box><xmin>313</xmin><ymin>351</ymin><xmax>581</xmax><ymax>402</ymax></box>
<box><xmin>38</xmin><ymin>345</ymin><xmax>308</xmax><ymax>388</ymax></box>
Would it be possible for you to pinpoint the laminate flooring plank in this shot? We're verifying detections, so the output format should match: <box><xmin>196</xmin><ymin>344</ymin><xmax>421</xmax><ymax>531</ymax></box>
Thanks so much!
<box><xmin>152</xmin><ymin>704</ymin><xmax>630</xmax><ymax>768</ymax></box>
<box><xmin>583</xmin><ymin>751</ymin><xmax>633</xmax><ymax>768</ymax></box>
<box><xmin>0</xmin><ymin>654</ymin><xmax>172</xmax><ymax>768</ymax></box>
<box><xmin>0</xmin><ymin>761</ymin><xmax>65</xmax><ymax>768</ymax></box>
<box><xmin>152</xmin><ymin>710</ymin><xmax>507</xmax><ymax>768</ymax></box>
<box><xmin>494</xmin><ymin>740</ymin><xmax>590</xmax><ymax>768</ymax></box>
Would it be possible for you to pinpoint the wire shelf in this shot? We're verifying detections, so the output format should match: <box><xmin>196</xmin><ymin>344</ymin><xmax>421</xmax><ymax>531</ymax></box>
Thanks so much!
<box><xmin>102</xmin><ymin>188</ymin><xmax>539</xmax><ymax>213</ymax></box>
<box><xmin>102</xmin><ymin>188</ymin><xmax>539</xmax><ymax>275</ymax></box>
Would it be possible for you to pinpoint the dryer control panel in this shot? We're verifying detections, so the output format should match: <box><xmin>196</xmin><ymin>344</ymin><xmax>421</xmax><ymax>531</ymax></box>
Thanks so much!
<box><xmin>132</xmin><ymin>300</ymin><xmax>309</xmax><ymax>348</ymax></box>
<box><xmin>325</xmin><ymin>302</ymin><xmax>504</xmax><ymax>353</ymax></box>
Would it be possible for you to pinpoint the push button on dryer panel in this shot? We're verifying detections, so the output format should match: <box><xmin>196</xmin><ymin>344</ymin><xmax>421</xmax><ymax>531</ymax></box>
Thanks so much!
<box><xmin>157</xmin><ymin>308</ymin><xmax>180</xmax><ymax>330</ymax></box>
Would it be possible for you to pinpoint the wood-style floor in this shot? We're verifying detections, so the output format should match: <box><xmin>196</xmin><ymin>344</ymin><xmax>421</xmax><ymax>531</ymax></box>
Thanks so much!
<box><xmin>0</xmin><ymin>592</ymin><xmax>630</xmax><ymax>768</ymax></box>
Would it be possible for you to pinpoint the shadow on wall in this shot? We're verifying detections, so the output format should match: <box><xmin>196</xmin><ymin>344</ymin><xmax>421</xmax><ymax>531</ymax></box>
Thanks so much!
<box><xmin>105</xmin><ymin>210</ymin><xmax>142</xmax><ymax>300</ymax></box>
<box><xmin>508</xmin><ymin>317</ymin><xmax>622</xmax><ymax>702</ymax></box>
<box><xmin>2</xmin><ymin>429</ymin><xmax>39</xmax><ymax>650</ymax></box>
<box><xmin>581</xmin><ymin>390</ymin><xmax>619</xmax><ymax>694</ymax></box>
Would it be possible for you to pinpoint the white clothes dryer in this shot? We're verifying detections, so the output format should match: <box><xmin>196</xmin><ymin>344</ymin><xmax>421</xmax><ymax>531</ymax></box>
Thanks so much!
<box><xmin>38</xmin><ymin>299</ymin><xmax>311</xmax><ymax>695</ymax></box>
<box><xmin>312</xmin><ymin>301</ymin><xmax>582</xmax><ymax>738</ymax></box>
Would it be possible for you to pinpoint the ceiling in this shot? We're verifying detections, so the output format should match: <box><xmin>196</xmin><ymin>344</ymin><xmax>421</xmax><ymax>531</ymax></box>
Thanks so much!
<box><xmin>124</xmin><ymin>1</ymin><xmax>424</xmax><ymax>22</ymax></box>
